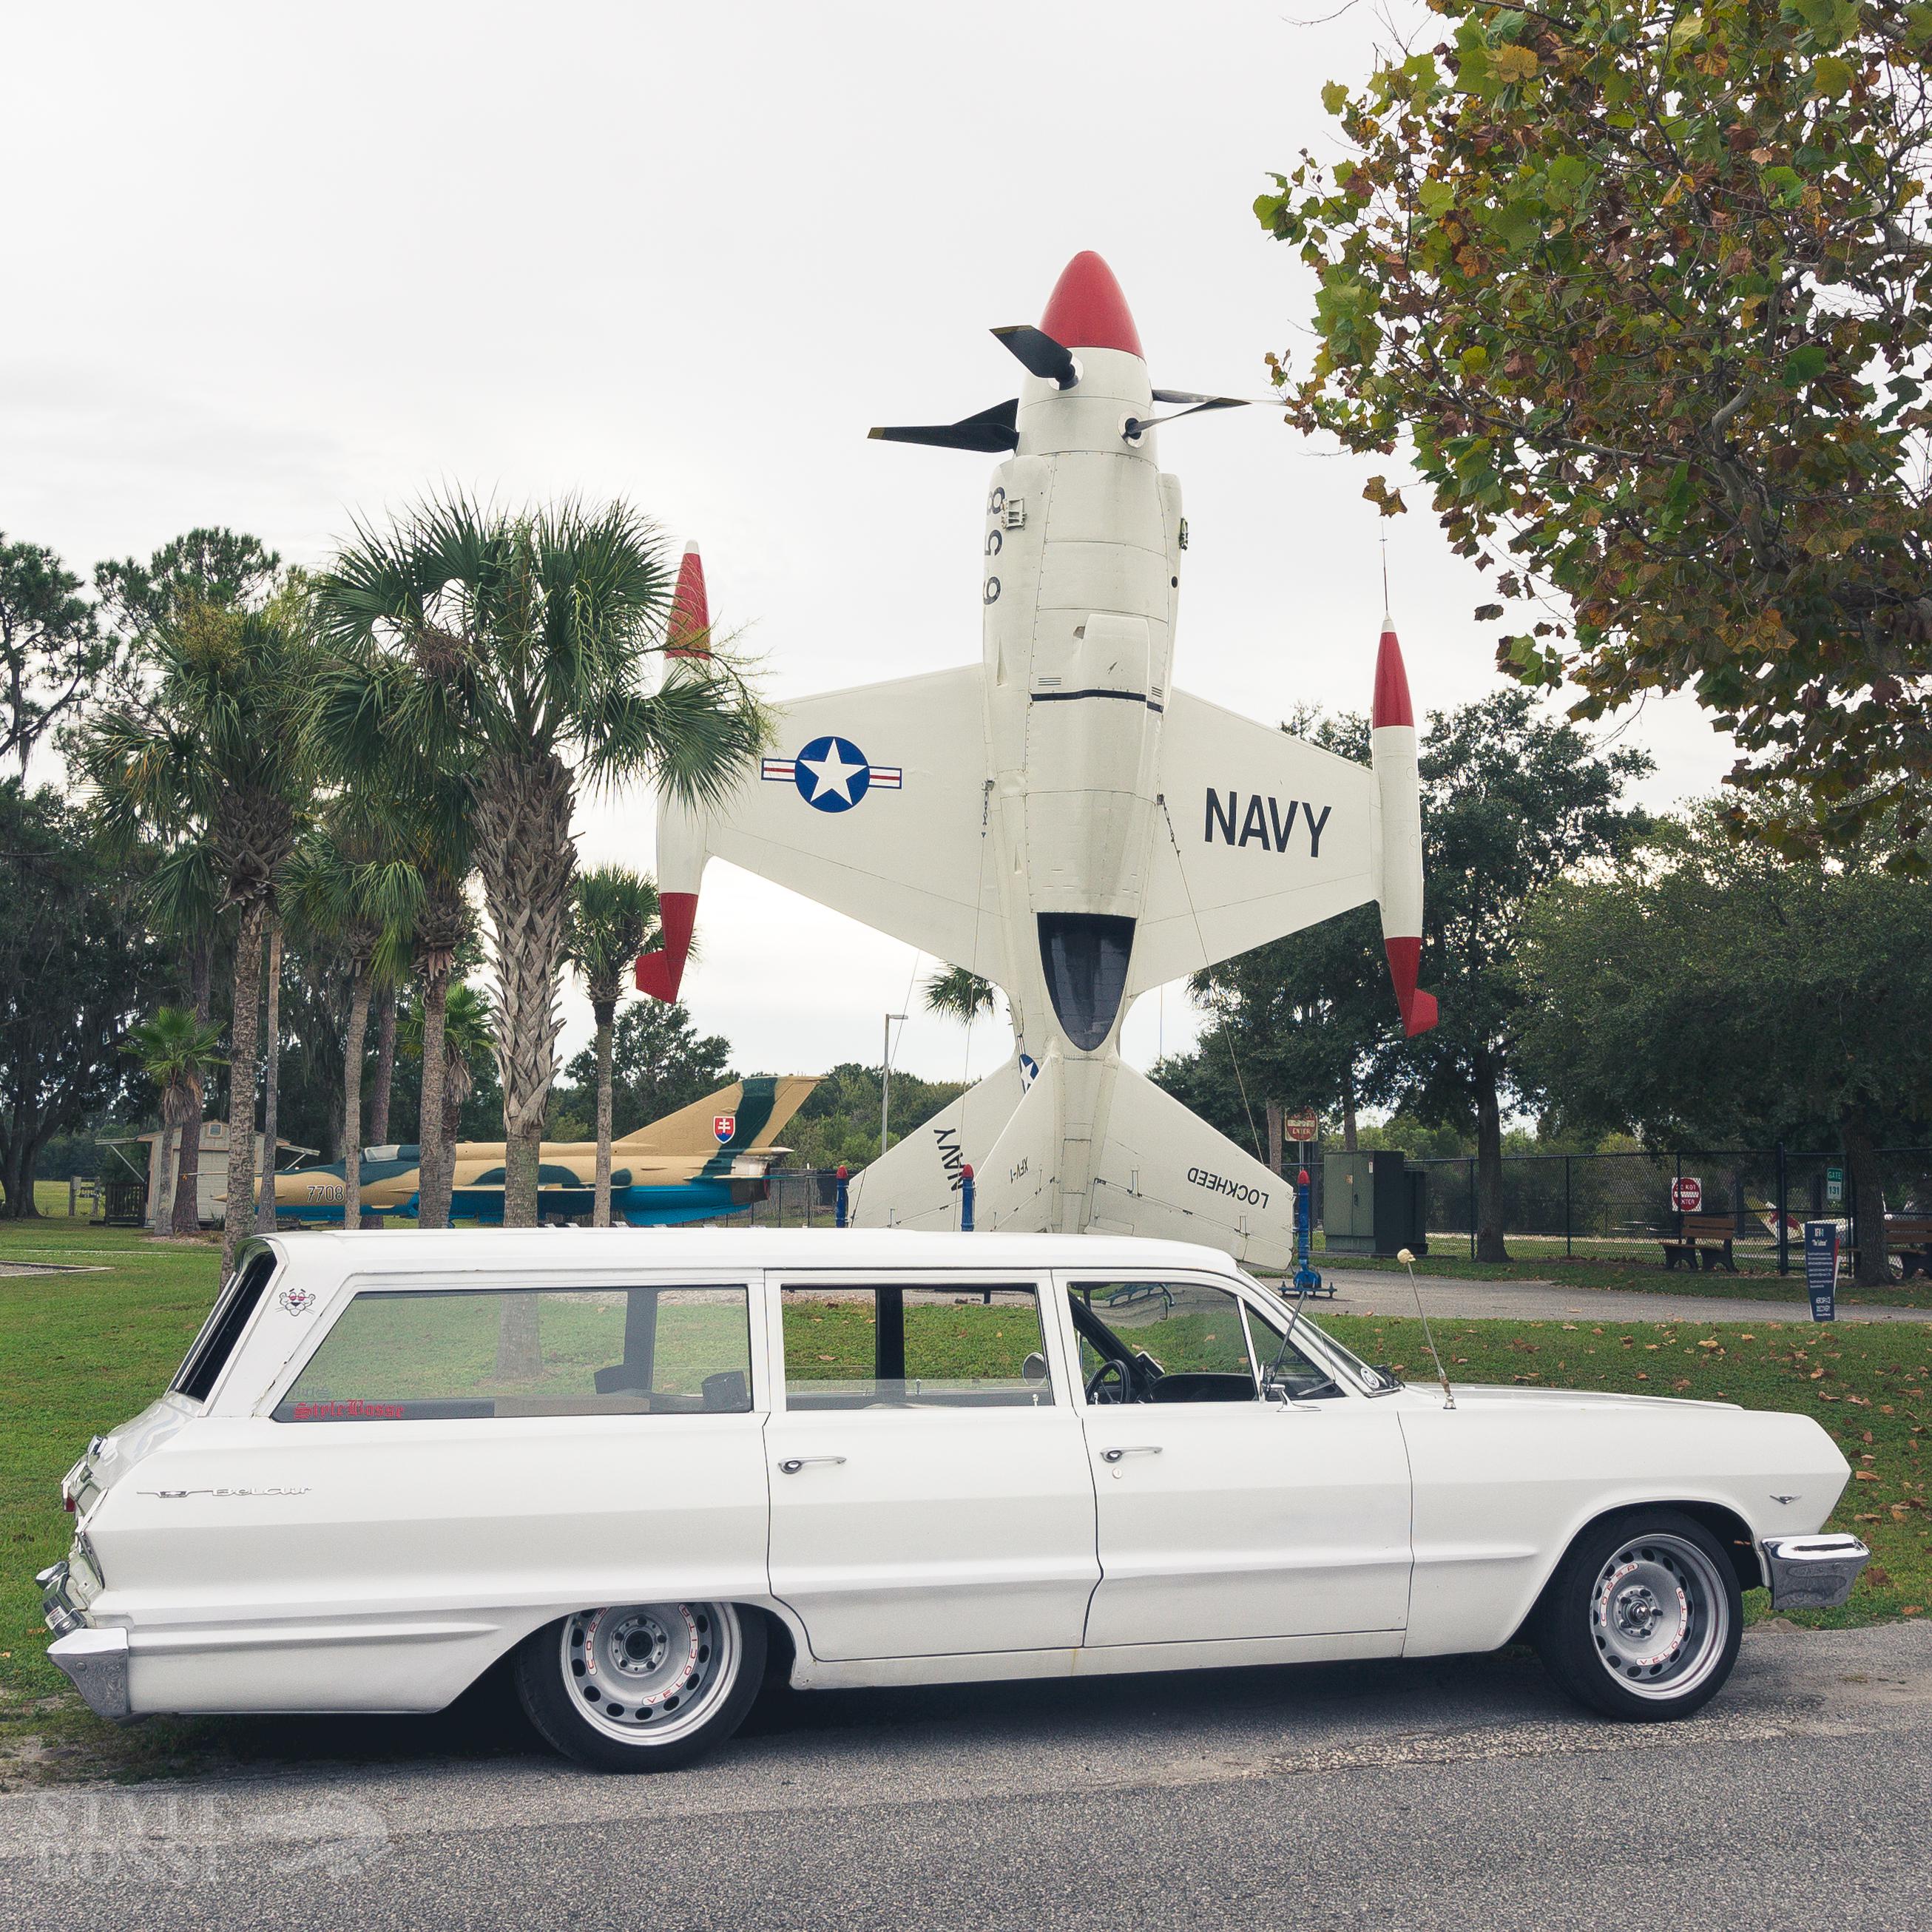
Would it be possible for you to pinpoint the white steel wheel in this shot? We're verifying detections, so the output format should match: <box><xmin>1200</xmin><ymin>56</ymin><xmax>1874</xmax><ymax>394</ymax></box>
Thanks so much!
<box><xmin>516</xmin><ymin>1600</ymin><xmax>765</xmax><ymax>1771</ymax></box>
<box><xmin>1587</xmin><ymin>1533</ymin><xmax>1730</xmax><ymax>1700</ymax></box>
<box><xmin>1535</xmin><ymin>1509</ymin><xmax>1743</xmax><ymax>1722</ymax></box>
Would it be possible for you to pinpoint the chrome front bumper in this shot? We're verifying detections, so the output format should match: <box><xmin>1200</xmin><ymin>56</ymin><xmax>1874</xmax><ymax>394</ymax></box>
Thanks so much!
<box><xmin>37</xmin><ymin>1561</ymin><xmax>132</xmax><ymax>1722</ymax></box>
<box><xmin>1762</xmin><ymin>1533</ymin><xmax>1871</xmax><ymax>1611</ymax></box>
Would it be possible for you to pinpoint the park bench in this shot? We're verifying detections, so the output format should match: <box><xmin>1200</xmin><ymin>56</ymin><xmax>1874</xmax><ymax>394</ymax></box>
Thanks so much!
<box><xmin>1660</xmin><ymin>1213</ymin><xmax>1738</xmax><ymax>1273</ymax></box>
<box><xmin>1884</xmin><ymin>1216</ymin><xmax>1932</xmax><ymax>1280</ymax></box>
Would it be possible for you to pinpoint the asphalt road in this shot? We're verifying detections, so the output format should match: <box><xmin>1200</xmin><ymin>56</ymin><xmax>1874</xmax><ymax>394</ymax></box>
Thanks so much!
<box><xmin>1323</xmin><ymin>1269</ymin><xmax>1932</xmax><ymax>1324</ymax></box>
<box><xmin>5</xmin><ymin>1621</ymin><xmax>1930</xmax><ymax>1931</ymax></box>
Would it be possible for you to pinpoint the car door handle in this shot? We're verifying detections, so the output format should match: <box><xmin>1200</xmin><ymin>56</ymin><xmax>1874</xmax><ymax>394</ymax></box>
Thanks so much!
<box><xmin>1100</xmin><ymin>1445</ymin><xmax>1162</xmax><ymax>1463</ymax></box>
<box><xmin>777</xmin><ymin>1456</ymin><xmax>848</xmax><ymax>1475</ymax></box>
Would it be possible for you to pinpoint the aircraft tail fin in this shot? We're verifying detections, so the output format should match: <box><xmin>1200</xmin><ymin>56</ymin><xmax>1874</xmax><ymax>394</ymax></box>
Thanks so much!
<box><xmin>848</xmin><ymin>1053</ymin><xmax>1298</xmax><ymax>1271</ymax></box>
<box><xmin>1082</xmin><ymin>1063</ymin><xmax>1299</xmax><ymax>1270</ymax></box>
<box><xmin>614</xmin><ymin>1075</ymin><xmax>817</xmax><ymax>1159</ymax></box>
<box><xmin>846</xmin><ymin>1057</ymin><xmax>1030</xmax><ymax>1232</ymax></box>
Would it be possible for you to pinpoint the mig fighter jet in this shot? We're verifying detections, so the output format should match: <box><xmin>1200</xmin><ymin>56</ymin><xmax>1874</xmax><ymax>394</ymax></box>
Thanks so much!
<box><xmin>271</xmin><ymin>1075</ymin><xmax>816</xmax><ymax>1226</ymax></box>
<box><xmin>634</xmin><ymin>253</ymin><xmax>1434</xmax><ymax>1269</ymax></box>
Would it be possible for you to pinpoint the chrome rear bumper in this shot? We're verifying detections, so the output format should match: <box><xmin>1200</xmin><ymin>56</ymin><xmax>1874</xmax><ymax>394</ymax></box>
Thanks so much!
<box><xmin>37</xmin><ymin>1560</ymin><xmax>132</xmax><ymax>1722</ymax></box>
<box><xmin>1762</xmin><ymin>1533</ymin><xmax>1871</xmax><ymax>1611</ymax></box>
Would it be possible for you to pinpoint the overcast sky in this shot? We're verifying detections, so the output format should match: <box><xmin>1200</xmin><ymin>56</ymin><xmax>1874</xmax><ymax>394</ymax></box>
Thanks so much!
<box><xmin>5</xmin><ymin>1</ymin><xmax>1735</xmax><ymax>1088</ymax></box>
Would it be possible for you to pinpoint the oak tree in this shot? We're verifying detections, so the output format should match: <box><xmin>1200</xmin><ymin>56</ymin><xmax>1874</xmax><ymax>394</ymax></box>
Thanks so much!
<box><xmin>1260</xmin><ymin>0</ymin><xmax>1932</xmax><ymax>862</ymax></box>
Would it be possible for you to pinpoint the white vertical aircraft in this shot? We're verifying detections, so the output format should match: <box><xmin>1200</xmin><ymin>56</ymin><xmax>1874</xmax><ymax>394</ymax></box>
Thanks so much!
<box><xmin>636</xmin><ymin>252</ymin><xmax>1436</xmax><ymax>1269</ymax></box>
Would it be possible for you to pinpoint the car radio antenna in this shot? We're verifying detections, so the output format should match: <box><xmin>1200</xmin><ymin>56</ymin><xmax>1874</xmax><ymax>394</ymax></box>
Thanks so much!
<box><xmin>1399</xmin><ymin>1247</ymin><xmax>1455</xmax><ymax>1409</ymax></box>
<box><xmin>1262</xmin><ymin>1265</ymin><xmax>1317</xmax><ymax>1398</ymax></box>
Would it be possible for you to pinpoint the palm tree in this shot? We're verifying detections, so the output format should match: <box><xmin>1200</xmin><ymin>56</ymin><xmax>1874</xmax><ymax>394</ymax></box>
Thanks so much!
<box><xmin>923</xmin><ymin>965</ymin><xmax>999</xmax><ymax>1027</ymax></box>
<box><xmin>136</xmin><ymin>847</ymin><xmax>223</xmax><ymax>1235</ymax></box>
<box><xmin>283</xmin><ymin>808</ymin><xmax>419</xmax><ymax>1228</ymax></box>
<box><xmin>400</xmin><ymin>980</ymin><xmax>495</xmax><ymax>1215</ymax></box>
<box><xmin>565</xmin><ymin>868</ymin><xmax>659</xmax><ymax>1227</ymax></box>
<box><xmin>310</xmin><ymin>495</ymin><xmax>765</xmax><ymax>1234</ymax></box>
<box><xmin>80</xmin><ymin>592</ymin><xmax>318</xmax><ymax>1275</ymax></box>
<box><xmin>128</xmin><ymin>1007</ymin><xmax>223</xmax><ymax>1234</ymax></box>
<box><xmin>396</xmin><ymin>779</ymin><xmax>473</xmax><ymax>1232</ymax></box>
<box><xmin>368</xmin><ymin>990</ymin><xmax>397</xmax><ymax>1143</ymax></box>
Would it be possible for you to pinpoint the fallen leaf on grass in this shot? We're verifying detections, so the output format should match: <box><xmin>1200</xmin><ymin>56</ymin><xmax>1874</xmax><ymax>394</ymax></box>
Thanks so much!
<box><xmin>1856</xmin><ymin>1470</ymin><xmax>1880</xmax><ymax>1481</ymax></box>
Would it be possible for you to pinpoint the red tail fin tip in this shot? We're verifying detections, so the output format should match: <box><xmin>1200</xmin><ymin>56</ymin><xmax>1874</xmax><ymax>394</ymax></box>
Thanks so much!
<box><xmin>1371</xmin><ymin>620</ymin><xmax>1413</xmax><ymax>730</ymax></box>
<box><xmin>1383</xmin><ymin>936</ymin><xmax>1439</xmax><ymax>1038</ymax></box>
<box><xmin>666</xmin><ymin>541</ymin><xmax>710</xmax><ymax>659</ymax></box>
<box><xmin>635</xmin><ymin>891</ymin><xmax>699</xmax><ymax>1002</ymax></box>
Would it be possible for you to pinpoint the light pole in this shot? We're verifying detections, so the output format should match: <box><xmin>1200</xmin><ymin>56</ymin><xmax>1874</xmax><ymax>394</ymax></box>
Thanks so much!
<box><xmin>881</xmin><ymin>1012</ymin><xmax>907</xmax><ymax>1156</ymax></box>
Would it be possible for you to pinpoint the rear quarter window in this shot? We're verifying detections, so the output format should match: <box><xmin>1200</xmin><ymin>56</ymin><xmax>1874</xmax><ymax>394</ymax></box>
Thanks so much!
<box><xmin>274</xmin><ymin>1284</ymin><xmax>755</xmax><ymax>1419</ymax></box>
<box><xmin>172</xmin><ymin>1250</ymin><xmax>278</xmax><ymax>1402</ymax></box>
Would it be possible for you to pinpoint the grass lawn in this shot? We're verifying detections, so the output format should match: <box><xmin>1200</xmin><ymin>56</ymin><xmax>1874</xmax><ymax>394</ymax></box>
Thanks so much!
<box><xmin>1313</xmin><ymin>1242</ymin><xmax>1932</xmax><ymax>1308</ymax></box>
<box><xmin>1319</xmin><ymin>1309</ymin><xmax>1931</xmax><ymax>1626</ymax></box>
<box><xmin>2</xmin><ymin>1212</ymin><xmax>1925</xmax><ymax>1784</ymax></box>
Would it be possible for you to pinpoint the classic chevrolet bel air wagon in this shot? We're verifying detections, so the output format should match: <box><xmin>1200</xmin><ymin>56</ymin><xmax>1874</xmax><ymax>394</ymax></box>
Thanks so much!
<box><xmin>40</xmin><ymin>1230</ymin><xmax>1868</xmax><ymax>1770</ymax></box>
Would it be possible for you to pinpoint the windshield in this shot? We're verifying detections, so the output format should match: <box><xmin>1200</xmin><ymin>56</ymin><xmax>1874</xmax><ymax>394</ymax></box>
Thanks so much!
<box><xmin>1238</xmin><ymin>1270</ymin><xmax>1400</xmax><ymax>1395</ymax></box>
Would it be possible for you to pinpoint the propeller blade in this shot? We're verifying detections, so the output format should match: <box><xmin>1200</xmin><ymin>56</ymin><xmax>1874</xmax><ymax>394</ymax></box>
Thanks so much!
<box><xmin>869</xmin><ymin>397</ymin><xmax>1019</xmax><ymax>453</ymax></box>
<box><xmin>1151</xmin><ymin>391</ymin><xmax>1275</xmax><ymax>411</ymax></box>
<box><xmin>1124</xmin><ymin>394</ymin><xmax>1278</xmax><ymax>437</ymax></box>
<box><xmin>992</xmin><ymin>325</ymin><xmax>1078</xmax><ymax>388</ymax></box>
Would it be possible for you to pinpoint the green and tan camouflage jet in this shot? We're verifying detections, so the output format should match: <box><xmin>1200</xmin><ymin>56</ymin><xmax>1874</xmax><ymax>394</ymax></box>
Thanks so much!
<box><xmin>269</xmin><ymin>1075</ymin><xmax>817</xmax><ymax>1224</ymax></box>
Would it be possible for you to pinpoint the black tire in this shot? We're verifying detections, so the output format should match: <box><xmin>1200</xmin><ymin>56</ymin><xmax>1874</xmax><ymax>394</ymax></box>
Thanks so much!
<box><xmin>1533</xmin><ymin>1509</ymin><xmax>1742</xmax><ymax>1722</ymax></box>
<box><xmin>515</xmin><ymin>1601</ymin><xmax>766</xmax><ymax>1772</ymax></box>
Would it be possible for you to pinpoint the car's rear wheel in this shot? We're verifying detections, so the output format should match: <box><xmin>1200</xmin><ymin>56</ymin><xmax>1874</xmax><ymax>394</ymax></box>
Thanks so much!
<box><xmin>514</xmin><ymin>1601</ymin><xmax>765</xmax><ymax>1771</ymax></box>
<box><xmin>1533</xmin><ymin>1510</ymin><xmax>1741</xmax><ymax>1721</ymax></box>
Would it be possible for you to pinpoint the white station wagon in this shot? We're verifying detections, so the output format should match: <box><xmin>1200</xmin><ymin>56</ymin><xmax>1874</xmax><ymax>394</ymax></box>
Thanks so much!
<box><xmin>41</xmin><ymin>1229</ymin><xmax>1868</xmax><ymax>1771</ymax></box>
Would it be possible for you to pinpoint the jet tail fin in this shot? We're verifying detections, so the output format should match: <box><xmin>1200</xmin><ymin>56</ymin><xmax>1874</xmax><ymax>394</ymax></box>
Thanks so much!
<box><xmin>1082</xmin><ymin>1063</ymin><xmax>1299</xmax><ymax>1270</ymax></box>
<box><xmin>846</xmin><ymin>1057</ymin><xmax>1030</xmax><ymax>1231</ymax></box>
<box><xmin>615</xmin><ymin>1075</ymin><xmax>817</xmax><ymax>1158</ymax></box>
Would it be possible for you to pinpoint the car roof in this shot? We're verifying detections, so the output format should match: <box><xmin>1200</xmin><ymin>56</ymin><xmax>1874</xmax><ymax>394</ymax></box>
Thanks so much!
<box><xmin>258</xmin><ymin>1226</ymin><xmax>1239</xmax><ymax>1278</ymax></box>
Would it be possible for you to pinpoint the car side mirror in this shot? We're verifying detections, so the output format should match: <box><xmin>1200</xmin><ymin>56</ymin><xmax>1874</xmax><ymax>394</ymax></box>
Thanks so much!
<box><xmin>1021</xmin><ymin>1351</ymin><xmax>1050</xmax><ymax>1385</ymax></box>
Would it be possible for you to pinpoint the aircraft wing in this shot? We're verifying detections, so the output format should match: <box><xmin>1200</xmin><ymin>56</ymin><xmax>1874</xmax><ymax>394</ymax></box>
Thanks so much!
<box><xmin>1128</xmin><ymin>689</ymin><xmax>1379</xmax><ymax>996</ymax></box>
<box><xmin>650</xmin><ymin>665</ymin><xmax>1003</xmax><ymax>985</ymax></box>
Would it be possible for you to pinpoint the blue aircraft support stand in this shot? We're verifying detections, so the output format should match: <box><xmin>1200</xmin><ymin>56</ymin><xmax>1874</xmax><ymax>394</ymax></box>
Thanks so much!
<box><xmin>960</xmin><ymin>1164</ymin><xmax>975</xmax><ymax>1232</ymax></box>
<box><xmin>834</xmin><ymin>1165</ymin><xmax>849</xmax><ymax>1229</ymax></box>
<box><xmin>1293</xmin><ymin>1164</ymin><xmax>1328</xmax><ymax>1298</ymax></box>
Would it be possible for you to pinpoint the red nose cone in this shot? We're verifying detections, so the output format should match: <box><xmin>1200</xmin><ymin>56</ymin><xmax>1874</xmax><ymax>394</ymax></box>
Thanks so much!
<box><xmin>1040</xmin><ymin>251</ymin><xmax>1143</xmax><ymax>358</ymax></box>
<box><xmin>666</xmin><ymin>541</ymin><xmax>710</xmax><ymax>659</ymax></box>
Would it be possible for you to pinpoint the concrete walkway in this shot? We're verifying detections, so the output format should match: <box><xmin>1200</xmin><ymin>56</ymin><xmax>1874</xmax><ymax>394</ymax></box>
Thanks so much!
<box><xmin>1315</xmin><ymin>1268</ymin><xmax>1932</xmax><ymax>1325</ymax></box>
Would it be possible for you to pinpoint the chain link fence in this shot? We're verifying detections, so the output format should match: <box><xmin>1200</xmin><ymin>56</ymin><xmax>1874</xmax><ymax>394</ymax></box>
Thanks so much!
<box><xmin>694</xmin><ymin>1149</ymin><xmax>1932</xmax><ymax>1276</ymax></box>
<box><xmin>1407</xmin><ymin>1146</ymin><xmax>1932</xmax><ymax>1272</ymax></box>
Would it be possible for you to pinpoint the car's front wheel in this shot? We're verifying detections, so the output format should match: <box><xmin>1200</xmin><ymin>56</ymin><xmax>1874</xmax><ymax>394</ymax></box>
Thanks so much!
<box><xmin>514</xmin><ymin>1601</ymin><xmax>766</xmax><ymax>1771</ymax></box>
<box><xmin>1533</xmin><ymin>1510</ymin><xmax>1742</xmax><ymax>1721</ymax></box>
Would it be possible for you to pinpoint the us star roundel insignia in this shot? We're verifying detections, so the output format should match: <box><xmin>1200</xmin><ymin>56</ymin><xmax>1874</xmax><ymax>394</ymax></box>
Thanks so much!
<box><xmin>761</xmin><ymin>736</ymin><xmax>902</xmax><ymax>813</ymax></box>
<box><xmin>713</xmin><ymin>1113</ymin><xmax>737</xmax><ymax>1145</ymax></box>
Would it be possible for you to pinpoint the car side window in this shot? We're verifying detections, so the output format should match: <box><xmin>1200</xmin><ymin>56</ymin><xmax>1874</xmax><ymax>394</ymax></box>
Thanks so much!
<box><xmin>1073</xmin><ymin>1281</ymin><xmax>1257</xmax><ymax>1389</ymax></box>
<box><xmin>274</xmin><ymin>1284</ymin><xmax>754</xmax><ymax>1420</ymax></box>
<box><xmin>1070</xmin><ymin>1280</ymin><xmax>1337</xmax><ymax>1405</ymax></box>
<box><xmin>781</xmin><ymin>1283</ymin><xmax>1053</xmax><ymax>1410</ymax></box>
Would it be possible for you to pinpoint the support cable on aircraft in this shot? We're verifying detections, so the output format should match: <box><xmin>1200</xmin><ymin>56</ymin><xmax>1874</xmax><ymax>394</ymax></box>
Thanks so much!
<box><xmin>1158</xmin><ymin>794</ymin><xmax>1266</xmax><ymax>1163</ymax></box>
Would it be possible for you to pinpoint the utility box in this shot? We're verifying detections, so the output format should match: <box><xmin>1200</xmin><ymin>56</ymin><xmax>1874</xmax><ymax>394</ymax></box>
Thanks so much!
<box><xmin>1323</xmin><ymin>1150</ymin><xmax>1429</xmax><ymax>1258</ymax></box>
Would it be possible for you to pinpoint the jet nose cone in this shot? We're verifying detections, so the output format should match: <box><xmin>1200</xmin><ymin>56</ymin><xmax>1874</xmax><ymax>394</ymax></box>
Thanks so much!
<box><xmin>1040</xmin><ymin>250</ymin><xmax>1144</xmax><ymax>358</ymax></box>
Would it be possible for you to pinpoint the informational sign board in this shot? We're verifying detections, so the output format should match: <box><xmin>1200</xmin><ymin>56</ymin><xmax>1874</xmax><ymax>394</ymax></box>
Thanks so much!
<box><xmin>1283</xmin><ymin>1109</ymin><xmax>1320</xmax><ymax>1144</ymax></box>
<box><xmin>1670</xmin><ymin>1176</ymin><xmax>1703</xmax><ymax>1213</ymax></box>
<box><xmin>1826</xmin><ymin>1166</ymin><xmax>1845</xmax><ymax>1206</ymax></box>
<box><xmin>1804</xmin><ymin>1220</ymin><xmax>1840</xmax><ymax>1323</ymax></box>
